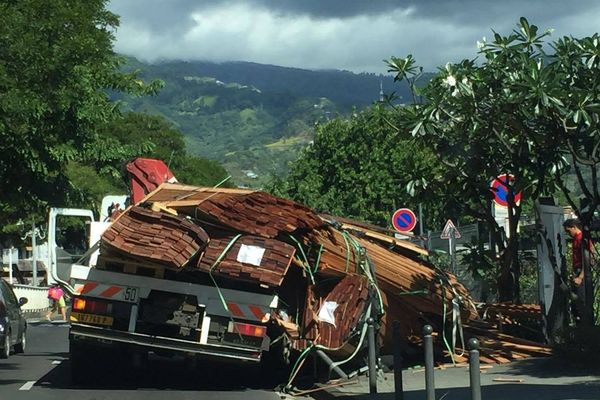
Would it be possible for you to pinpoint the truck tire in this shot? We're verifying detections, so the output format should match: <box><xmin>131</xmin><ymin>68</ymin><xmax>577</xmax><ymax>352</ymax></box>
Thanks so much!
<box><xmin>70</xmin><ymin>340</ymin><xmax>127</xmax><ymax>385</ymax></box>
<box><xmin>261</xmin><ymin>335</ymin><xmax>292</xmax><ymax>384</ymax></box>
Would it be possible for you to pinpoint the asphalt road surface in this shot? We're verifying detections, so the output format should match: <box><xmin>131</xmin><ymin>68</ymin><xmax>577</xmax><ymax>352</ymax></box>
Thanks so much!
<box><xmin>0</xmin><ymin>322</ymin><xmax>285</xmax><ymax>400</ymax></box>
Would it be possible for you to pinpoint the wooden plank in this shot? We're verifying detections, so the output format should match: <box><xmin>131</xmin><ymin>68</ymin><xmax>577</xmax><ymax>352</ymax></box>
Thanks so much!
<box><xmin>336</xmin><ymin>222</ymin><xmax>428</xmax><ymax>256</ymax></box>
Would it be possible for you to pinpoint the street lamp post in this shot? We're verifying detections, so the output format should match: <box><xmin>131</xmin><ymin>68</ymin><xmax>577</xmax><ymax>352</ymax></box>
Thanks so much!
<box><xmin>21</xmin><ymin>219</ymin><xmax>45</xmax><ymax>287</ymax></box>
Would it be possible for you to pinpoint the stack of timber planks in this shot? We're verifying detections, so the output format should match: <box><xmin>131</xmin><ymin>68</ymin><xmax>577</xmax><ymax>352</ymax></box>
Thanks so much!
<box><xmin>197</xmin><ymin>234</ymin><xmax>296</xmax><ymax>287</ymax></box>
<box><xmin>294</xmin><ymin>274</ymin><xmax>371</xmax><ymax>351</ymax></box>
<box><xmin>456</xmin><ymin>320</ymin><xmax>552</xmax><ymax>364</ymax></box>
<box><xmin>101</xmin><ymin>206</ymin><xmax>209</xmax><ymax>269</ymax></box>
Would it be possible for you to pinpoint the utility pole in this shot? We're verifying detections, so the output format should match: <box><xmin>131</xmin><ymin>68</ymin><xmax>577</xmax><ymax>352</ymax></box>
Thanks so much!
<box><xmin>8</xmin><ymin>247</ymin><xmax>14</xmax><ymax>284</ymax></box>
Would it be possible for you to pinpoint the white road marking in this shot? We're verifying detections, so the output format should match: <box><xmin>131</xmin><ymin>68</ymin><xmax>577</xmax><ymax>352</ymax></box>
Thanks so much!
<box><xmin>51</xmin><ymin>360</ymin><xmax>62</xmax><ymax>365</ymax></box>
<box><xmin>19</xmin><ymin>381</ymin><xmax>36</xmax><ymax>391</ymax></box>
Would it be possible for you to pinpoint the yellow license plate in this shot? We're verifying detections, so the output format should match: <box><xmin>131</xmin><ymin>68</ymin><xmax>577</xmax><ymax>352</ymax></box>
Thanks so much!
<box><xmin>70</xmin><ymin>312</ymin><xmax>114</xmax><ymax>326</ymax></box>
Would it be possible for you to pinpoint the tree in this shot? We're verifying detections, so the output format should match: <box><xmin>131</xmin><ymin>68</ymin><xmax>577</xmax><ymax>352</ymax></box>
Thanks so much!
<box><xmin>543</xmin><ymin>33</ymin><xmax>600</xmax><ymax>325</ymax></box>
<box><xmin>387</xmin><ymin>21</ymin><xmax>563</xmax><ymax>301</ymax></box>
<box><xmin>269</xmin><ymin>104</ymin><xmax>441</xmax><ymax>229</ymax></box>
<box><xmin>0</xmin><ymin>0</ymin><xmax>161</xmax><ymax>240</ymax></box>
<box><xmin>68</xmin><ymin>112</ymin><xmax>233</xmax><ymax>214</ymax></box>
<box><xmin>388</xmin><ymin>18</ymin><xmax>600</xmax><ymax>315</ymax></box>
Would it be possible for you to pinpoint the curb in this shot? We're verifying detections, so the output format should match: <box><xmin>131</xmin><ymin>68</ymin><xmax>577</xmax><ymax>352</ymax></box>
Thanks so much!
<box><xmin>27</xmin><ymin>319</ymin><xmax>69</xmax><ymax>325</ymax></box>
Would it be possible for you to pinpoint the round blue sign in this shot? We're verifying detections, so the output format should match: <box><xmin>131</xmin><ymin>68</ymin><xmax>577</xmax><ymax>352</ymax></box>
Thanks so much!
<box><xmin>491</xmin><ymin>174</ymin><xmax>521</xmax><ymax>207</ymax></box>
<box><xmin>392</xmin><ymin>208</ymin><xmax>417</xmax><ymax>233</ymax></box>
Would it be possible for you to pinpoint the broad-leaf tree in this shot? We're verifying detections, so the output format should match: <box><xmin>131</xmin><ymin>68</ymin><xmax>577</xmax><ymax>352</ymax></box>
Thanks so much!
<box><xmin>387</xmin><ymin>20</ymin><xmax>564</xmax><ymax>302</ymax></box>
<box><xmin>544</xmin><ymin>33</ymin><xmax>600</xmax><ymax>324</ymax></box>
<box><xmin>0</xmin><ymin>0</ymin><xmax>161</xmax><ymax>241</ymax></box>
<box><xmin>389</xmin><ymin>18</ymin><xmax>600</xmax><ymax>318</ymax></box>
<box><xmin>96</xmin><ymin>112</ymin><xmax>232</xmax><ymax>187</ymax></box>
<box><xmin>68</xmin><ymin>112</ymin><xmax>233</xmax><ymax>215</ymax></box>
<box><xmin>269</xmin><ymin>104</ymin><xmax>441</xmax><ymax>229</ymax></box>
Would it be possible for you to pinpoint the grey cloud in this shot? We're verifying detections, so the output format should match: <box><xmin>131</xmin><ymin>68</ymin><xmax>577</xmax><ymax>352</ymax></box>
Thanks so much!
<box><xmin>242</xmin><ymin>0</ymin><xmax>405</xmax><ymax>18</ymax></box>
<box><xmin>110</xmin><ymin>0</ymin><xmax>600</xmax><ymax>22</ymax></box>
<box><xmin>110</xmin><ymin>0</ymin><xmax>200</xmax><ymax>33</ymax></box>
<box><xmin>107</xmin><ymin>0</ymin><xmax>600</xmax><ymax>73</ymax></box>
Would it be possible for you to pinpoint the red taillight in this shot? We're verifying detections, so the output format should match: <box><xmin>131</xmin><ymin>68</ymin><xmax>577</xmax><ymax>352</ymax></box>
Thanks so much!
<box><xmin>73</xmin><ymin>298</ymin><xmax>86</xmax><ymax>311</ymax></box>
<box><xmin>87</xmin><ymin>300</ymin><xmax>109</xmax><ymax>314</ymax></box>
<box><xmin>230</xmin><ymin>322</ymin><xmax>266</xmax><ymax>337</ymax></box>
<box><xmin>74</xmin><ymin>297</ymin><xmax>111</xmax><ymax>314</ymax></box>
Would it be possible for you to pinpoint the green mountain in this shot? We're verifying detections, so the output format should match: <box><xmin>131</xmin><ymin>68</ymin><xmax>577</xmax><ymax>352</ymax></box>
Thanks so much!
<box><xmin>116</xmin><ymin>58</ymin><xmax>412</xmax><ymax>187</ymax></box>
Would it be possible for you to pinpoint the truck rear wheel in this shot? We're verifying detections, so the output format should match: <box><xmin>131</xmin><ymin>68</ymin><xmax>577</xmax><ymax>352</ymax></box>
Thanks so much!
<box><xmin>70</xmin><ymin>339</ymin><xmax>132</xmax><ymax>385</ymax></box>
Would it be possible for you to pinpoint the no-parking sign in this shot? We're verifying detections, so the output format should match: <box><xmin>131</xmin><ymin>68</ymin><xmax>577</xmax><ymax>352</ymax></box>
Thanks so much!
<box><xmin>491</xmin><ymin>174</ymin><xmax>522</xmax><ymax>207</ymax></box>
<box><xmin>392</xmin><ymin>208</ymin><xmax>417</xmax><ymax>233</ymax></box>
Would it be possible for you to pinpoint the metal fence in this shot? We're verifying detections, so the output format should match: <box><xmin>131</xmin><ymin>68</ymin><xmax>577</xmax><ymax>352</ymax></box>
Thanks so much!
<box><xmin>427</xmin><ymin>223</ymin><xmax>480</xmax><ymax>253</ymax></box>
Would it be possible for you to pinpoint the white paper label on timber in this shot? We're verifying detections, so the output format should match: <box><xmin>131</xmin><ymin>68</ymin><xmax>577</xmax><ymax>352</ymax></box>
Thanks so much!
<box><xmin>237</xmin><ymin>244</ymin><xmax>265</xmax><ymax>266</ymax></box>
<box><xmin>318</xmin><ymin>301</ymin><xmax>339</xmax><ymax>327</ymax></box>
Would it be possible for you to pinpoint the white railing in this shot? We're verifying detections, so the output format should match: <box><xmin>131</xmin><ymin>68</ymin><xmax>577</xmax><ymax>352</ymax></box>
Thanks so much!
<box><xmin>12</xmin><ymin>284</ymin><xmax>50</xmax><ymax>313</ymax></box>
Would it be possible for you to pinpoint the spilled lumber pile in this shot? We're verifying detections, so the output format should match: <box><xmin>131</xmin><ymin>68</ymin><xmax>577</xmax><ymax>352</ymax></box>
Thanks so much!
<box><xmin>462</xmin><ymin>320</ymin><xmax>551</xmax><ymax>363</ymax></box>
<box><xmin>97</xmin><ymin>183</ymin><xmax>549</xmax><ymax>367</ymax></box>
<box><xmin>293</xmin><ymin>274</ymin><xmax>371</xmax><ymax>351</ymax></box>
<box><xmin>481</xmin><ymin>303</ymin><xmax>542</xmax><ymax>327</ymax></box>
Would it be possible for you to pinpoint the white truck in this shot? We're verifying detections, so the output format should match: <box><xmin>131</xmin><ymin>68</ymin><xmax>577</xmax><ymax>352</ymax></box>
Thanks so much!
<box><xmin>47</xmin><ymin>160</ymin><xmax>278</xmax><ymax>383</ymax></box>
<box><xmin>49</xmin><ymin>210</ymin><xmax>278</xmax><ymax>382</ymax></box>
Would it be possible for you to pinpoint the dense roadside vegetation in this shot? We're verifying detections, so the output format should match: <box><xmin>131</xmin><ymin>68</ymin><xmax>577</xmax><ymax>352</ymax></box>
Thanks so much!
<box><xmin>0</xmin><ymin>0</ymin><xmax>228</xmax><ymax>245</ymax></box>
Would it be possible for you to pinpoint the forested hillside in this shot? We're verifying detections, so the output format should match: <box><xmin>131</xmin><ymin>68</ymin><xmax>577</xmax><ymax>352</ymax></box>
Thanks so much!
<box><xmin>115</xmin><ymin>58</ymin><xmax>411</xmax><ymax>187</ymax></box>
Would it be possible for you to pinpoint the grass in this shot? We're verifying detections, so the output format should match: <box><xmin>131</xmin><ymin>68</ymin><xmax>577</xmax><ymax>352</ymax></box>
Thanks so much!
<box><xmin>265</xmin><ymin>135</ymin><xmax>309</xmax><ymax>149</ymax></box>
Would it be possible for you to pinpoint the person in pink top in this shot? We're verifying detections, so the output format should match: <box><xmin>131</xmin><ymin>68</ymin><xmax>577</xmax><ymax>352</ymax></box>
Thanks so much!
<box><xmin>46</xmin><ymin>284</ymin><xmax>67</xmax><ymax>321</ymax></box>
<box><xmin>563</xmin><ymin>218</ymin><xmax>593</xmax><ymax>324</ymax></box>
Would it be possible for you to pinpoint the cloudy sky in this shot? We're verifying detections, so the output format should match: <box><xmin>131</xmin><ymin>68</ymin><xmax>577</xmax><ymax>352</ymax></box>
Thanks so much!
<box><xmin>108</xmin><ymin>0</ymin><xmax>600</xmax><ymax>74</ymax></box>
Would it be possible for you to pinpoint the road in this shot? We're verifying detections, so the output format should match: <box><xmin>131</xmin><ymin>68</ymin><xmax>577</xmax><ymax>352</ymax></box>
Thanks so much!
<box><xmin>0</xmin><ymin>321</ymin><xmax>285</xmax><ymax>400</ymax></box>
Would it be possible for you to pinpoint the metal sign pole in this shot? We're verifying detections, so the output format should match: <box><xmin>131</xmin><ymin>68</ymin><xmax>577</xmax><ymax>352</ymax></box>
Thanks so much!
<box><xmin>393</xmin><ymin>320</ymin><xmax>404</xmax><ymax>400</ymax></box>
<box><xmin>8</xmin><ymin>247</ymin><xmax>13</xmax><ymax>284</ymax></box>
<box><xmin>367</xmin><ymin>318</ymin><xmax>378</xmax><ymax>394</ymax></box>
<box><xmin>418</xmin><ymin>203</ymin><xmax>424</xmax><ymax>236</ymax></box>
<box><xmin>32</xmin><ymin>219</ymin><xmax>37</xmax><ymax>287</ymax></box>
<box><xmin>450</xmin><ymin>228</ymin><xmax>457</xmax><ymax>274</ymax></box>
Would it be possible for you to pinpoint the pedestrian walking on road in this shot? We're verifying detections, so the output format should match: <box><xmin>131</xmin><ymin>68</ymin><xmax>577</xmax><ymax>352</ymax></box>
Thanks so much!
<box><xmin>46</xmin><ymin>284</ymin><xmax>66</xmax><ymax>321</ymax></box>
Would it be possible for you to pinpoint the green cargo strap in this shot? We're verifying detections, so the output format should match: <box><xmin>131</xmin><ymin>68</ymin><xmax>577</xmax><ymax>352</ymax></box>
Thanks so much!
<box><xmin>287</xmin><ymin>234</ymin><xmax>315</xmax><ymax>284</ymax></box>
<box><xmin>208</xmin><ymin>234</ymin><xmax>243</xmax><ymax>339</ymax></box>
<box><xmin>398</xmin><ymin>289</ymin><xmax>429</xmax><ymax>296</ymax></box>
<box><xmin>313</xmin><ymin>244</ymin><xmax>324</xmax><ymax>274</ymax></box>
<box><xmin>345</xmin><ymin>234</ymin><xmax>384</xmax><ymax>312</ymax></box>
<box><xmin>340</xmin><ymin>231</ymin><xmax>352</xmax><ymax>272</ymax></box>
<box><xmin>286</xmin><ymin>343</ymin><xmax>315</xmax><ymax>390</ymax></box>
<box><xmin>212</xmin><ymin>175</ymin><xmax>232</xmax><ymax>188</ymax></box>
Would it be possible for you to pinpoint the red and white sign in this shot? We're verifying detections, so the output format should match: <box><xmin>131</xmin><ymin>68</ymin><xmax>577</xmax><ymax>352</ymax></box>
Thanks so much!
<box><xmin>392</xmin><ymin>208</ymin><xmax>417</xmax><ymax>233</ymax></box>
<box><xmin>440</xmin><ymin>219</ymin><xmax>461</xmax><ymax>239</ymax></box>
<box><xmin>490</xmin><ymin>174</ymin><xmax>522</xmax><ymax>207</ymax></box>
